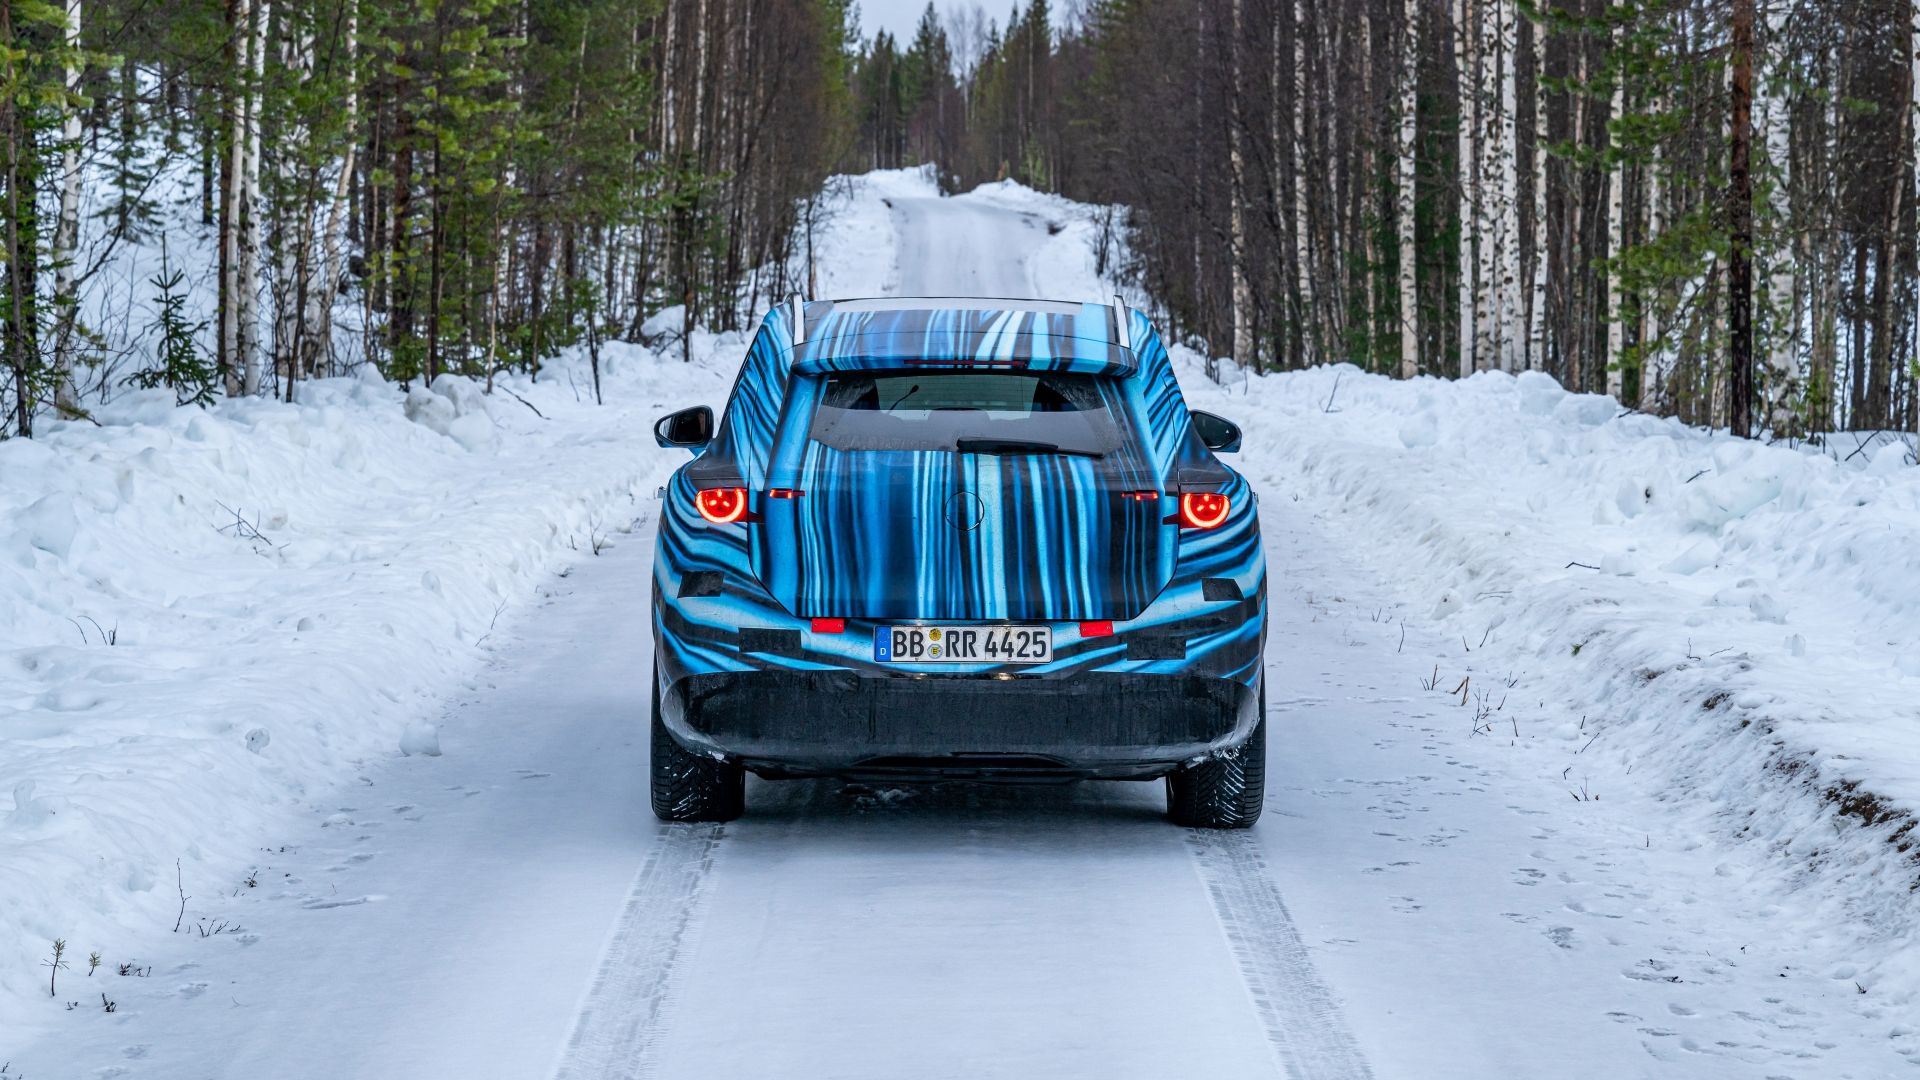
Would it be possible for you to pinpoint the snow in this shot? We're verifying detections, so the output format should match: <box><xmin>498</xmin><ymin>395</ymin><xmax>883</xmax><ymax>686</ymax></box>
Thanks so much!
<box><xmin>6</xmin><ymin>170</ymin><xmax>1920</xmax><ymax>1077</ymax></box>
<box><xmin>1174</xmin><ymin>356</ymin><xmax>1920</xmax><ymax>1022</ymax></box>
<box><xmin>0</xmin><ymin>338</ymin><xmax>731</xmax><ymax>1032</ymax></box>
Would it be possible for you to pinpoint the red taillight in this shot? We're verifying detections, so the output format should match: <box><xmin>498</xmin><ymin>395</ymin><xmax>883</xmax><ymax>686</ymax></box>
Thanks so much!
<box><xmin>810</xmin><ymin>617</ymin><xmax>845</xmax><ymax>634</ymax></box>
<box><xmin>1080</xmin><ymin>620</ymin><xmax>1114</xmax><ymax>638</ymax></box>
<box><xmin>694</xmin><ymin>487</ymin><xmax>748</xmax><ymax>524</ymax></box>
<box><xmin>1179</xmin><ymin>491</ymin><xmax>1231</xmax><ymax>530</ymax></box>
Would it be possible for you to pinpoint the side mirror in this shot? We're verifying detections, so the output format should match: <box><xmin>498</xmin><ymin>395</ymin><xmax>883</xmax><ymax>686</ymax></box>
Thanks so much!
<box><xmin>1190</xmin><ymin>410</ymin><xmax>1242</xmax><ymax>453</ymax></box>
<box><xmin>655</xmin><ymin>405</ymin><xmax>714</xmax><ymax>450</ymax></box>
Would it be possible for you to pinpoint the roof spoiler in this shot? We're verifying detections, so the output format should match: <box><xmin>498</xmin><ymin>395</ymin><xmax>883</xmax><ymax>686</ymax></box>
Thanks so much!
<box><xmin>1111</xmin><ymin>296</ymin><xmax>1131</xmax><ymax>350</ymax></box>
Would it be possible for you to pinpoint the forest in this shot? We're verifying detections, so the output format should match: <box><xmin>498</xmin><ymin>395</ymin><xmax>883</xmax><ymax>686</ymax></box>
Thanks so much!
<box><xmin>0</xmin><ymin>0</ymin><xmax>1915</xmax><ymax>440</ymax></box>
<box><xmin>0</xmin><ymin>0</ymin><xmax>854</xmax><ymax>438</ymax></box>
<box><xmin>854</xmin><ymin>0</ymin><xmax>1920</xmax><ymax>437</ymax></box>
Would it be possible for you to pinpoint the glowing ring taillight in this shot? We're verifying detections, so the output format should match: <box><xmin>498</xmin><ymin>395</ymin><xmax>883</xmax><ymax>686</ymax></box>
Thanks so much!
<box><xmin>695</xmin><ymin>487</ymin><xmax>748</xmax><ymax>524</ymax></box>
<box><xmin>1179</xmin><ymin>491</ymin><xmax>1231</xmax><ymax>530</ymax></box>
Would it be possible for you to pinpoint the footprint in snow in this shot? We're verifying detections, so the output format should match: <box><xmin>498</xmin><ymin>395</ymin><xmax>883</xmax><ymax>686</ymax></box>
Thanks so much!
<box><xmin>516</xmin><ymin>771</ymin><xmax>553</xmax><ymax>780</ymax></box>
<box><xmin>301</xmin><ymin>894</ymin><xmax>383</xmax><ymax>910</ymax></box>
<box><xmin>1625</xmin><ymin>959</ymin><xmax>1683</xmax><ymax>984</ymax></box>
<box><xmin>1546</xmin><ymin>926</ymin><xmax>1576</xmax><ymax>949</ymax></box>
<box><xmin>1362</xmin><ymin>861</ymin><xmax>1416</xmax><ymax>874</ymax></box>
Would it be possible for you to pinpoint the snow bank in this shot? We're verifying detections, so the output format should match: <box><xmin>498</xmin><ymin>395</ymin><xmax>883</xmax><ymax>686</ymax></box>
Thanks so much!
<box><xmin>1177</xmin><ymin>356</ymin><xmax>1920</xmax><ymax>1000</ymax></box>
<box><xmin>0</xmin><ymin>340</ymin><xmax>736</xmax><ymax>1023</ymax></box>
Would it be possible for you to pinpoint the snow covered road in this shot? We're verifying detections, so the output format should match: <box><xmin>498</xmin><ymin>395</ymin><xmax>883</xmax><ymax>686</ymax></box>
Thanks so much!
<box><xmin>14</xmin><ymin>171</ymin><xmax>1915</xmax><ymax>1078</ymax></box>
<box><xmin>888</xmin><ymin>194</ymin><xmax>1050</xmax><ymax>298</ymax></box>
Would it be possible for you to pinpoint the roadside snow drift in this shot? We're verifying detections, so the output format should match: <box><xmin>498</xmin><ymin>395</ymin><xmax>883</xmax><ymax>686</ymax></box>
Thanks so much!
<box><xmin>1177</xmin><ymin>356</ymin><xmax>1920</xmax><ymax>1000</ymax></box>
<box><xmin>0</xmin><ymin>345</ymin><xmax>736</xmax><ymax>1019</ymax></box>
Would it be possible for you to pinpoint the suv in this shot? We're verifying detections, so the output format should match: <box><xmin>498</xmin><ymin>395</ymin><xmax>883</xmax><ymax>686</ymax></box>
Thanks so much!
<box><xmin>650</xmin><ymin>297</ymin><xmax>1267</xmax><ymax>827</ymax></box>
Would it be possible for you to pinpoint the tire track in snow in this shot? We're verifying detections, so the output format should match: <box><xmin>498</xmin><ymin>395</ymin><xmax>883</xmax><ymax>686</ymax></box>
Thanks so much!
<box><xmin>550</xmin><ymin>822</ymin><xmax>726</xmax><ymax>1080</ymax></box>
<box><xmin>1188</xmin><ymin>832</ymin><xmax>1375</xmax><ymax>1080</ymax></box>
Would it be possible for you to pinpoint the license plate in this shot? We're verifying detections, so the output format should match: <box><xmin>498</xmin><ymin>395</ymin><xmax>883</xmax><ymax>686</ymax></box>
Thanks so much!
<box><xmin>874</xmin><ymin>625</ymin><xmax>1053</xmax><ymax>664</ymax></box>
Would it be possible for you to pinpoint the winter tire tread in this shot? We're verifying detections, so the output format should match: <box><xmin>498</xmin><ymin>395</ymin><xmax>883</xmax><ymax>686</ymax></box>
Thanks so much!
<box><xmin>1166</xmin><ymin>687</ymin><xmax>1266</xmax><ymax>829</ymax></box>
<box><xmin>650</xmin><ymin>669</ymin><xmax>745</xmax><ymax>822</ymax></box>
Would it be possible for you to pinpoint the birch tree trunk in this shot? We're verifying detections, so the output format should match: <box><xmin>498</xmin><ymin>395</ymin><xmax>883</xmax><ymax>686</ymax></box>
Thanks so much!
<box><xmin>1397</xmin><ymin>0</ymin><xmax>1419</xmax><ymax>379</ymax></box>
<box><xmin>691</xmin><ymin>0</ymin><xmax>710</xmax><ymax>162</ymax></box>
<box><xmin>1760</xmin><ymin>0</ymin><xmax>1797</xmax><ymax>432</ymax></box>
<box><xmin>1471</xmin><ymin>0</ymin><xmax>1497</xmax><ymax>370</ymax></box>
<box><xmin>237</xmin><ymin>0</ymin><xmax>270</xmax><ymax>396</ymax></box>
<box><xmin>276</xmin><ymin>20</ymin><xmax>313</xmax><ymax>397</ymax></box>
<box><xmin>660</xmin><ymin>0</ymin><xmax>677</xmax><ymax>155</ymax></box>
<box><xmin>1293</xmin><ymin>0</ymin><xmax>1315</xmax><ymax>364</ymax></box>
<box><xmin>1228</xmin><ymin>0</ymin><xmax>1254</xmax><ymax>369</ymax></box>
<box><xmin>220</xmin><ymin>0</ymin><xmax>250</xmax><ymax>396</ymax></box>
<box><xmin>303</xmin><ymin>6</ymin><xmax>357</xmax><ymax>381</ymax></box>
<box><xmin>51</xmin><ymin>0</ymin><xmax>81</xmax><ymax>414</ymax></box>
<box><xmin>1529</xmin><ymin>14</ymin><xmax>1547</xmax><ymax>371</ymax></box>
<box><xmin>1605</xmin><ymin>55</ymin><xmax>1626</xmax><ymax>400</ymax></box>
<box><xmin>1455</xmin><ymin>0</ymin><xmax>1476</xmax><ymax>377</ymax></box>
<box><xmin>1495</xmin><ymin>0</ymin><xmax>1520</xmax><ymax>371</ymax></box>
<box><xmin>1641</xmin><ymin>99</ymin><xmax>1666</xmax><ymax>409</ymax></box>
<box><xmin>1271</xmin><ymin>0</ymin><xmax>1291</xmax><ymax>365</ymax></box>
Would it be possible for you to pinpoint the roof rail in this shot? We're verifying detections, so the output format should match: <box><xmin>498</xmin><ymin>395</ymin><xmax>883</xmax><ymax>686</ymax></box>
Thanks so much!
<box><xmin>790</xmin><ymin>295</ymin><xmax>808</xmax><ymax>345</ymax></box>
<box><xmin>1111</xmin><ymin>296</ymin><xmax>1131</xmax><ymax>350</ymax></box>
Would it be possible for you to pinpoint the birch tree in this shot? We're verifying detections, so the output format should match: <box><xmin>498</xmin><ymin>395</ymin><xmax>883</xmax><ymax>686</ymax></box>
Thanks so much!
<box><xmin>50</xmin><ymin>0</ymin><xmax>80</xmax><ymax>415</ymax></box>
<box><xmin>1397</xmin><ymin>0</ymin><xmax>1419</xmax><ymax>378</ymax></box>
<box><xmin>1760</xmin><ymin>0</ymin><xmax>1798</xmax><ymax>431</ymax></box>
<box><xmin>1456</xmin><ymin>0</ymin><xmax>1477</xmax><ymax>376</ymax></box>
<box><xmin>1228</xmin><ymin>0</ymin><xmax>1253</xmax><ymax>369</ymax></box>
<box><xmin>1605</xmin><ymin>41</ymin><xmax>1626</xmax><ymax>401</ymax></box>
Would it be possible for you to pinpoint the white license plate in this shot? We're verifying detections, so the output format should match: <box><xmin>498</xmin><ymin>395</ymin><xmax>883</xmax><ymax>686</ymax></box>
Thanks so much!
<box><xmin>874</xmin><ymin>625</ymin><xmax>1053</xmax><ymax>664</ymax></box>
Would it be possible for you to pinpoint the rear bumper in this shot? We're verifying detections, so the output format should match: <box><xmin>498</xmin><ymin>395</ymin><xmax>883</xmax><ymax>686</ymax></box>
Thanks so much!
<box><xmin>660</xmin><ymin>669</ymin><xmax>1261</xmax><ymax>780</ymax></box>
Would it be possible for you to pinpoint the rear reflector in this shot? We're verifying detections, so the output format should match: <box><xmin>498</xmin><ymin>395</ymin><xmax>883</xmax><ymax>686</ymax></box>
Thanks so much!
<box><xmin>767</xmin><ymin>488</ymin><xmax>806</xmax><ymax>499</ymax></box>
<box><xmin>1079</xmin><ymin>621</ymin><xmax>1114</xmax><ymax>638</ymax></box>
<box><xmin>810</xmin><ymin>618</ymin><xmax>846</xmax><ymax>634</ymax></box>
<box><xmin>1120</xmin><ymin>490</ymin><xmax>1158</xmax><ymax>502</ymax></box>
<box><xmin>1201</xmin><ymin>577</ymin><xmax>1244</xmax><ymax>602</ymax></box>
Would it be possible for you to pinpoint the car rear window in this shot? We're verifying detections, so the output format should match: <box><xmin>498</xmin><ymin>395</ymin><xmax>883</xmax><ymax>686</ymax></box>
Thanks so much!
<box><xmin>807</xmin><ymin>372</ymin><xmax>1125</xmax><ymax>455</ymax></box>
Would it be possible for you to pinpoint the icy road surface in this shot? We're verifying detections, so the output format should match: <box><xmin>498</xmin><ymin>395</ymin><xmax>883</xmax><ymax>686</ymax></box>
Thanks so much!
<box><xmin>19</xmin><ymin>176</ymin><xmax>1910</xmax><ymax>1079</ymax></box>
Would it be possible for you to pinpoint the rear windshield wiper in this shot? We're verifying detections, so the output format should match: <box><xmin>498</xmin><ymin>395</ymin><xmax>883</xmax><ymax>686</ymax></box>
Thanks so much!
<box><xmin>954</xmin><ymin>437</ymin><xmax>1104</xmax><ymax>459</ymax></box>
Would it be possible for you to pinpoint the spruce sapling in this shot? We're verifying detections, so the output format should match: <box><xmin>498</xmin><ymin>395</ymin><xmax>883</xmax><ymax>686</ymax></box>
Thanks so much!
<box><xmin>44</xmin><ymin>939</ymin><xmax>68</xmax><ymax>997</ymax></box>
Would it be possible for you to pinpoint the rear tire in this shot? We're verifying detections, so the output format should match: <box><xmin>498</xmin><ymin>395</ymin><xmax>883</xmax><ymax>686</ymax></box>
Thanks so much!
<box><xmin>1166</xmin><ymin>688</ymin><xmax>1265</xmax><ymax>829</ymax></box>
<box><xmin>650</xmin><ymin>668</ymin><xmax>745</xmax><ymax>823</ymax></box>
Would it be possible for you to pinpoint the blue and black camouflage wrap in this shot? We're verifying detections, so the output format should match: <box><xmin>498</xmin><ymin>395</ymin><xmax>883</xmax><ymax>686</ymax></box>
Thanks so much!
<box><xmin>650</xmin><ymin>298</ymin><xmax>1267</xmax><ymax>778</ymax></box>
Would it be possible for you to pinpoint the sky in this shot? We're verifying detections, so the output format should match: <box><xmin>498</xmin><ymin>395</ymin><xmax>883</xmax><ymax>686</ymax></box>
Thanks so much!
<box><xmin>858</xmin><ymin>0</ymin><xmax>961</xmax><ymax>44</ymax></box>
